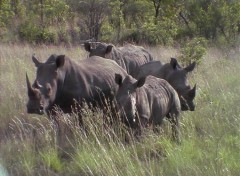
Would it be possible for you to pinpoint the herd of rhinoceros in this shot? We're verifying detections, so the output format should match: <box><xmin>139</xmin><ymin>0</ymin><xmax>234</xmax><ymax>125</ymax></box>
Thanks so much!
<box><xmin>26</xmin><ymin>42</ymin><xmax>196</xmax><ymax>141</ymax></box>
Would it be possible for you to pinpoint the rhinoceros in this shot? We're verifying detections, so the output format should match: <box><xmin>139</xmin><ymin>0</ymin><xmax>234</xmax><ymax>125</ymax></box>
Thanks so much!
<box><xmin>137</xmin><ymin>58</ymin><xmax>196</xmax><ymax>111</ymax></box>
<box><xmin>84</xmin><ymin>42</ymin><xmax>154</xmax><ymax>78</ymax></box>
<box><xmin>115</xmin><ymin>74</ymin><xmax>181</xmax><ymax>141</ymax></box>
<box><xmin>26</xmin><ymin>54</ymin><xmax>128</xmax><ymax>117</ymax></box>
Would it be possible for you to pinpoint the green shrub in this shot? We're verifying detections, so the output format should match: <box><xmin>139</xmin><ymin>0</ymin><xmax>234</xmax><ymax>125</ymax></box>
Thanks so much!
<box><xmin>180</xmin><ymin>37</ymin><xmax>208</xmax><ymax>65</ymax></box>
<box><xmin>141</xmin><ymin>17</ymin><xmax>178</xmax><ymax>46</ymax></box>
<box><xmin>36</xmin><ymin>29</ymin><xmax>58</xmax><ymax>44</ymax></box>
<box><xmin>119</xmin><ymin>29</ymin><xmax>142</xmax><ymax>44</ymax></box>
<box><xmin>58</xmin><ymin>28</ymin><xmax>71</xmax><ymax>44</ymax></box>
<box><xmin>18</xmin><ymin>22</ymin><xmax>58</xmax><ymax>44</ymax></box>
<box><xmin>100</xmin><ymin>21</ymin><xmax>115</xmax><ymax>42</ymax></box>
<box><xmin>119</xmin><ymin>17</ymin><xmax>178</xmax><ymax>45</ymax></box>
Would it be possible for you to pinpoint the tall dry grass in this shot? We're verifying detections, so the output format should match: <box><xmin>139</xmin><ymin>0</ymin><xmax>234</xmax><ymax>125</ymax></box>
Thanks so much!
<box><xmin>0</xmin><ymin>43</ymin><xmax>240</xmax><ymax>176</ymax></box>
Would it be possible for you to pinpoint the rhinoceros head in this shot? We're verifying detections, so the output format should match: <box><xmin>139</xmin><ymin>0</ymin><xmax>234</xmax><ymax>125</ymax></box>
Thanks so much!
<box><xmin>84</xmin><ymin>42</ymin><xmax>113</xmax><ymax>58</ymax></box>
<box><xmin>178</xmin><ymin>84</ymin><xmax>196</xmax><ymax>111</ymax></box>
<box><xmin>26</xmin><ymin>55</ymin><xmax>65</xmax><ymax>115</ymax></box>
<box><xmin>115</xmin><ymin>74</ymin><xmax>145</xmax><ymax>126</ymax></box>
<box><xmin>166</xmin><ymin>58</ymin><xmax>196</xmax><ymax>111</ymax></box>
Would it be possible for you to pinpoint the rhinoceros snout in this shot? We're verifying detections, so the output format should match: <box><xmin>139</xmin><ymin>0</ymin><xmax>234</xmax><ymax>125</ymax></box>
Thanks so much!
<box><xmin>190</xmin><ymin>106</ymin><xmax>195</xmax><ymax>111</ymax></box>
<box><xmin>27</xmin><ymin>105</ymin><xmax>44</xmax><ymax>115</ymax></box>
<box><xmin>181</xmin><ymin>103</ymin><xmax>195</xmax><ymax>111</ymax></box>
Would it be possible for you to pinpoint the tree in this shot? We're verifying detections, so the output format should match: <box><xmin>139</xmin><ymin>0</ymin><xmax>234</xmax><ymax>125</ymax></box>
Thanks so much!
<box><xmin>150</xmin><ymin>0</ymin><xmax>161</xmax><ymax>24</ymax></box>
<box><xmin>68</xmin><ymin>0</ymin><xmax>110</xmax><ymax>41</ymax></box>
<box><xmin>108</xmin><ymin>0</ymin><xmax>125</xmax><ymax>41</ymax></box>
<box><xmin>0</xmin><ymin>0</ymin><xmax>14</xmax><ymax>28</ymax></box>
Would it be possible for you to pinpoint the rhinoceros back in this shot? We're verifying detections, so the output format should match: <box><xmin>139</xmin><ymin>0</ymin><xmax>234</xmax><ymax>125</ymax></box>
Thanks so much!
<box><xmin>143</xmin><ymin>76</ymin><xmax>181</xmax><ymax>122</ymax></box>
<box><xmin>55</xmin><ymin>56</ymin><xmax>128</xmax><ymax>111</ymax></box>
<box><xmin>100</xmin><ymin>43</ymin><xmax>153</xmax><ymax>78</ymax></box>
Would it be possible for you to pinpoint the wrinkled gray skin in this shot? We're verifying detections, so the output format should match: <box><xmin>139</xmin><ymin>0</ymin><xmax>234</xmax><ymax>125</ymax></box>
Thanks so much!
<box><xmin>26</xmin><ymin>54</ymin><xmax>128</xmax><ymax>116</ymax></box>
<box><xmin>137</xmin><ymin>58</ymin><xmax>196</xmax><ymax>111</ymax></box>
<box><xmin>115</xmin><ymin>74</ymin><xmax>181</xmax><ymax>141</ymax></box>
<box><xmin>84</xmin><ymin>42</ymin><xmax>154</xmax><ymax>78</ymax></box>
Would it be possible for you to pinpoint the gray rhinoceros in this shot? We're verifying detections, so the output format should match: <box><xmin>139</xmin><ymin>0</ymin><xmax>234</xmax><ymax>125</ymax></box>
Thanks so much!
<box><xmin>137</xmin><ymin>58</ymin><xmax>196</xmax><ymax>111</ymax></box>
<box><xmin>26</xmin><ymin>54</ymin><xmax>128</xmax><ymax>117</ymax></box>
<box><xmin>84</xmin><ymin>42</ymin><xmax>154</xmax><ymax>78</ymax></box>
<box><xmin>115</xmin><ymin>74</ymin><xmax>181</xmax><ymax>141</ymax></box>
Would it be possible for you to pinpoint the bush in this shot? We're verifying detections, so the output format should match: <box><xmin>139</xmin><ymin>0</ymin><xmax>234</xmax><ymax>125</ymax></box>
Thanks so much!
<box><xmin>99</xmin><ymin>21</ymin><xmax>115</xmax><ymax>42</ymax></box>
<box><xmin>36</xmin><ymin>29</ymin><xmax>58</xmax><ymax>44</ymax></box>
<box><xmin>118</xmin><ymin>17</ymin><xmax>178</xmax><ymax>46</ymax></box>
<box><xmin>58</xmin><ymin>28</ymin><xmax>71</xmax><ymax>44</ymax></box>
<box><xmin>141</xmin><ymin>17</ymin><xmax>178</xmax><ymax>46</ymax></box>
<box><xmin>18</xmin><ymin>22</ymin><xmax>58</xmax><ymax>44</ymax></box>
<box><xmin>179</xmin><ymin>37</ymin><xmax>208</xmax><ymax>65</ymax></box>
<box><xmin>119</xmin><ymin>29</ymin><xmax>142</xmax><ymax>44</ymax></box>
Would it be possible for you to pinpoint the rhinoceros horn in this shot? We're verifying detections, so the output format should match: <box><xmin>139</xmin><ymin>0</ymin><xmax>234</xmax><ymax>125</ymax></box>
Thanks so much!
<box><xmin>189</xmin><ymin>84</ymin><xmax>196</xmax><ymax>98</ymax></box>
<box><xmin>26</xmin><ymin>73</ymin><xmax>35</xmax><ymax>97</ymax></box>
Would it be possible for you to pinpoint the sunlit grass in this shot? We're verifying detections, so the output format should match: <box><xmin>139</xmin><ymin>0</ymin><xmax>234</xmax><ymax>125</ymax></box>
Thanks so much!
<box><xmin>0</xmin><ymin>43</ymin><xmax>240</xmax><ymax>175</ymax></box>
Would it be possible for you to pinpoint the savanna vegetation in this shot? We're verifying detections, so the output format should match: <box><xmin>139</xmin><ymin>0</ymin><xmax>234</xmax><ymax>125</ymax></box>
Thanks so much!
<box><xmin>0</xmin><ymin>44</ymin><xmax>240</xmax><ymax>175</ymax></box>
<box><xmin>0</xmin><ymin>0</ymin><xmax>240</xmax><ymax>46</ymax></box>
<box><xmin>1</xmin><ymin>0</ymin><xmax>240</xmax><ymax>176</ymax></box>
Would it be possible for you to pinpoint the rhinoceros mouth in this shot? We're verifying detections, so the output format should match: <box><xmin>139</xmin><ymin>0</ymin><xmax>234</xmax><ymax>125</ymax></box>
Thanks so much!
<box><xmin>179</xmin><ymin>96</ymin><xmax>190</xmax><ymax>111</ymax></box>
<box><xmin>27</xmin><ymin>107</ymin><xmax>44</xmax><ymax>115</ymax></box>
<box><xmin>179</xmin><ymin>96</ymin><xmax>195</xmax><ymax>111</ymax></box>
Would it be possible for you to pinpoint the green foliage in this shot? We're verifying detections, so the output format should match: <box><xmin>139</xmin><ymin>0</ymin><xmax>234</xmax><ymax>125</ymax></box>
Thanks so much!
<box><xmin>180</xmin><ymin>37</ymin><xmax>207</xmax><ymax>65</ymax></box>
<box><xmin>99</xmin><ymin>21</ymin><xmax>115</xmax><ymax>42</ymax></box>
<box><xmin>18</xmin><ymin>21</ymin><xmax>58</xmax><ymax>44</ymax></box>
<box><xmin>185</xmin><ymin>0</ymin><xmax>240</xmax><ymax>43</ymax></box>
<box><xmin>99</xmin><ymin>0</ymin><xmax>125</xmax><ymax>43</ymax></box>
<box><xmin>0</xmin><ymin>0</ymin><xmax>14</xmax><ymax>38</ymax></box>
<box><xmin>121</xmin><ymin>0</ymin><xmax>152</xmax><ymax>28</ymax></box>
<box><xmin>69</xmin><ymin>0</ymin><xmax>111</xmax><ymax>41</ymax></box>
<box><xmin>57</xmin><ymin>27</ymin><xmax>71</xmax><ymax>44</ymax></box>
<box><xmin>141</xmin><ymin>17</ymin><xmax>178</xmax><ymax>45</ymax></box>
<box><xmin>0</xmin><ymin>0</ymin><xmax>14</xmax><ymax>28</ymax></box>
<box><xmin>1</xmin><ymin>0</ymin><xmax>240</xmax><ymax>45</ymax></box>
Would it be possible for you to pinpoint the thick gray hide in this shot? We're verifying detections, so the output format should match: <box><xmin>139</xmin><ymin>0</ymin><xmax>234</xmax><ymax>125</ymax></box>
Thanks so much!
<box><xmin>26</xmin><ymin>55</ymin><xmax>128</xmax><ymax>116</ymax></box>
<box><xmin>137</xmin><ymin>58</ymin><xmax>196</xmax><ymax>111</ymax></box>
<box><xmin>84</xmin><ymin>42</ymin><xmax>154</xmax><ymax>78</ymax></box>
<box><xmin>115</xmin><ymin>74</ymin><xmax>181</xmax><ymax>140</ymax></box>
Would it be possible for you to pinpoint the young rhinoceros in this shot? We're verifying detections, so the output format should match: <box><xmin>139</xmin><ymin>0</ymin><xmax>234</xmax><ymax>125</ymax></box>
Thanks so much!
<box><xmin>115</xmin><ymin>74</ymin><xmax>182</xmax><ymax>141</ymax></box>
<box><xmin>137</xmin><ymin>58</ymin><xmax>196</xmax><ymax>111</ymax></box>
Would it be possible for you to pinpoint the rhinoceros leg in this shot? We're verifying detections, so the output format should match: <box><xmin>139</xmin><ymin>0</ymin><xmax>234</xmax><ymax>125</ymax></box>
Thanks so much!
<box><xmin>167</xmin><ymin>113</ymin><xmax>180</xmax><ymax>143</ymax></box>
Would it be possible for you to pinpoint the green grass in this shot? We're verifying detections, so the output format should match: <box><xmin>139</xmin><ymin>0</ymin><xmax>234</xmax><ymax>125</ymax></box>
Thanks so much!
<box><xmin>0</xmin><ymin>43</ymin><xmax>240</xmax><ymax>175</ymax></box>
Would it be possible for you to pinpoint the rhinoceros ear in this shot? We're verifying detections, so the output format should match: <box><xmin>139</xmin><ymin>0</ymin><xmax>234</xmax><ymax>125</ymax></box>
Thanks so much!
<box><xmin>84</xmin><ymin>42</ymin><xmax>91</xmax><ymax>52</ymax></box>
<box><xmin>185</xmin><ymin>62</ymin><xmax>196</xmax><ymax>72</ymax></box>
<box><xmin>106</xmin><ymin>45</ymin><xmax>113</xmax><ymax>54</ymax></box>
<box><xmin>136</xmin><ymin>77</ymin><xmax>146</xmax><ymax>88</ymax></box>
<box><xmin>189</xmin><ymin>84</ymin><xmax>196</xmax><ymax>99</ymax></box>
<box><xmin>32</xmin><ymin>55</ymin><xmax>41</xmax><ymax>67</ymax></box>
<box><xmin>56</xmin><ymin>55</ymin><xmax>65</xmax><ymax>68</ymax></box>
<box><xmin>115</xmin><ymin>73</ymin><xmax>123</xmax><ymax>86</ymax></box>
<box><xmin>170</xmin><ymin>58</ymin><xmax>179</xmax><ymax>69</ymax></box>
